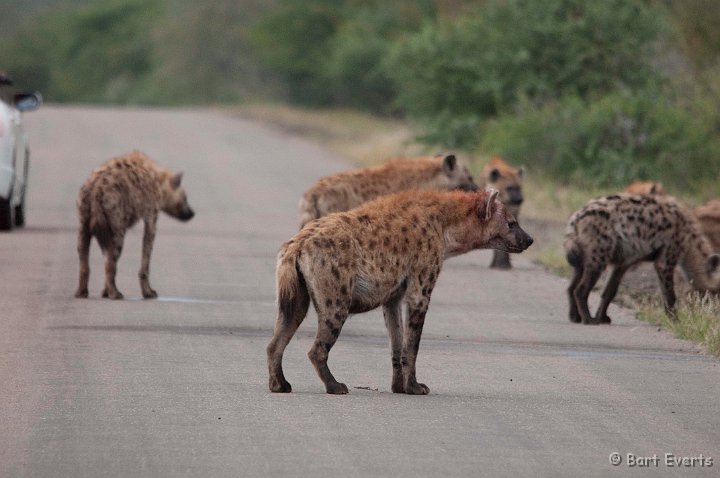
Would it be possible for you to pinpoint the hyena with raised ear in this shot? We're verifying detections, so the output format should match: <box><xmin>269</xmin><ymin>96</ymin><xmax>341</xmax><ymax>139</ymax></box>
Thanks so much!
<box><xmin>564</xmin><ymin>193</ymin><xmax>720</xmax><ymax>324</ymax></box>
<box><xmin>74</xmin><ymin>151</ymin><xmax>194</xmax><ymax>300</ymax></box>
<box><xmin>268</xmin><ymin>189</ymin><xmax>533</xmax><ymax>395</ymax></box>
<box><xmin>298</xmin><ymin>154</ymin><xmax>478</xmax><ymax>228</ymax></box>
<box><xmin>478</xmin><ymin>156</ymin><xmax>525</xmax><ymax>270</ymax></box>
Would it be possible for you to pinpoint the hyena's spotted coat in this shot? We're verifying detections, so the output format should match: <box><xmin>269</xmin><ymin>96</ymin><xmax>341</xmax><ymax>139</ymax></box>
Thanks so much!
<box><xmin>478</xmin><ymin>156</ymin><xmax>524</xmax><ymax>269</ymax></box>
<box><xmin>268</xmin><ymin>189</ymin><xmax>533</xmax><ymax>395</ymax></box>
<box><xmin>75</xmin><ymin>151</ymin><xmax>194</xmax><ymax>299</ymax></box>
<box><xmin>298</xmin><ymin>154</ymin><xmax>478</xmax><ymax>228</ymax></box>
<box><xmin>564</xmin><ymin>194</ymin><xmax>720</xmax><ymax>324</ymax></box>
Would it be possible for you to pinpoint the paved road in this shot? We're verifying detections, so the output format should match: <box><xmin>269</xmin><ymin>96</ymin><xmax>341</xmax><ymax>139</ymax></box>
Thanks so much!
<box><xmin>1</xmin><ymin>106</ymin><xmax>718</xmax><ymax>477</ymax></box>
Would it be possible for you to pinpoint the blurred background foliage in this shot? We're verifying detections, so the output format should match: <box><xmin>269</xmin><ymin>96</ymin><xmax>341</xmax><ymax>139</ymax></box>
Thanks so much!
<box><xmin>1</xmin><ymin>0</ymin><xmax>720</xmax><ymax>193</ymax></box>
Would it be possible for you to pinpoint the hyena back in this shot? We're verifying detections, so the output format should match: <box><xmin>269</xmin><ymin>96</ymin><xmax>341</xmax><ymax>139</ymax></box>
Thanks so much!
<box><xmin>478</xmin><ymin>156</ymin><xmax>524</xmax><ymax>270</ymax></box>
<box><xmin>269</xmin><ymin>189</ymin><xmax>533</xmax><ymax>395</ymax></box>
<box><xmin>298</xmin><ymin>154</ymin><xmax>478</xmax><ymax>228</ymax></box>
<box><xmin>75</xmin><ymin>151</ymin><xmax>194</xmax><ymax>299</ymax></box>
<box><xmin>564</xmin><ymin>194</ymin><xmax>720</xmax><ymax>324</ymax></box>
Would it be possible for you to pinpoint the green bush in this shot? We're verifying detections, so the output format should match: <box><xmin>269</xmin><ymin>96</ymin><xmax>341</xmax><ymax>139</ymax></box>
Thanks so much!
<box><xmin>386</xmin><ymin>0</ymin><xmax>665</xmax><ymax>148</ymax></box>
<box><xmin>0</xmin><ymin>0</ymin><xmax>161</xmax><ymax>103</ymax></box>
<box><xmin>480</xmin><ymin>89</ymin><xmax>720</xmax><ymax>192</ymax></box>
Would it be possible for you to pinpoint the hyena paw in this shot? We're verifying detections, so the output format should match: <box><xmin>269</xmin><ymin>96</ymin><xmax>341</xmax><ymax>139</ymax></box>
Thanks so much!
<box><xmin>104</xmin><ymin>290</ymin><xmax>124</xmax><ymax>300</ymax></box>
<box><xmin>142</xmin><ymin>288</ymin><xmax>158</xmax><ymax>299</ymax></box>
<box><xmin>568</xmin><ymin>312</ymin><xmax>581</xmax><ymax>323</ymax></box>
<box><xmin>391</xmin><ymin>382</ymin><xmax>405</xmax><ymax>394</ymax></box>
<box><xmin>581</xmin><ymin>316</ymin><xmax>600</xmax><ymax>325</ymax></box>
<box><xmin>490</xmin><ymin>262</ymin><xmax>512</xmax><ymax>270</ymax></box>
<box><xmin>325</xmin><ymin>381</ymin><xmax>349</xmax><ymax>395</ymax></box>
<box><xmin>405</xmin><ymin>381</ymin><xmax>430</xmax><ymax>395</ymax></box>
<box><xmin>269</xmin><ymin>376</ymin><xmax>292</xmax><ymax>393</ymax></box>
<box><xmin>597</xmin><ymin>315</ymin><xmax>612</xmax><ymax>324</ymax></box>
<box><xmin>74</xmin><ymin>289</ymin><xmax>88</xmax><ymax>299</ymax></box>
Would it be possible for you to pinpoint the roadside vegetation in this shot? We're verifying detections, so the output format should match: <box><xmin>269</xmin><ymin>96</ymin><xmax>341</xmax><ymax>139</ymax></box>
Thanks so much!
<box><xmin>2</xmin><ymin>0</ymin><xmax>720</xmax><ymax>352</ymax></box>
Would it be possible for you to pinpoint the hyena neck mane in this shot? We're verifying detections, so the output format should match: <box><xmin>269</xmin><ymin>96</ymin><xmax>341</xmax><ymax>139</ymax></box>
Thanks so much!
<box><xmin>435</xmin><ymin>191</ymin><xmax>491</xmax><ymax>257</ymax></box>
<box><xmin>680</xmin><ymin>220</ymin><xmax>720</xmax><ymax>292</ymax></box>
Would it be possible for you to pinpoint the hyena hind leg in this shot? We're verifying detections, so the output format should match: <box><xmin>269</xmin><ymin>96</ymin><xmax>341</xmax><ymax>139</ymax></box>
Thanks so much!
<box><xmin>267</xmin><ymin>285</ymin><xmax>311</xmax><ymax>393</ymax></box>
<box><xmin>573</xmin><ymin>265</ymin><xmax>604</xmax><ymax>325</ymax></box>
<box><xmin>75</xmin><ymin>222</ymin><xmax>92</xmax><ymax>298</ymax></box>
<box><xmin>308</xmin><ymin>308</ymin><xmax>350</xmax><ymax>395</ymax></box>
<box><xmin>101</xmin><ymin>233</ymin><xmax>126</xmax><ymax>300</ymax></box>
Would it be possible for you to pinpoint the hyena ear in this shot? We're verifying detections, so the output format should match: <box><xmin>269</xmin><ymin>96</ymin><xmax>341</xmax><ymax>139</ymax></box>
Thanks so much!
<box><xmin>517</xmin><ymin>166</ymin><xmax>525</xmax><ymax>179</ymax></box>
<box><xmin>442</xmin><ymin>154</ymin><xmax>457</xmax><ymax>175</ymax></box>
<box><xmin>171</xmin><ymin>172</ymin><xmax>183</xmax><ymax>189</ymax></box>
<box><xmin>478</xmin><ymin>189</ymin><xmax>499</xmax><ymax>222</ymax></box>
<box><xmin>488</xmin><ymin>168</ymin><xmax>501</xmax><ymax>183</ymax></box>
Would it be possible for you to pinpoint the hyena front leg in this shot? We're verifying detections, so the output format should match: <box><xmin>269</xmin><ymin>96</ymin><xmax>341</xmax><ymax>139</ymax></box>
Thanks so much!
<box><xmin>75</xmin><ymin>220</ymin><xmax>91</xmax><ymax>298</ymax></box>
<box><xmin>139</xmin><ymin>213</ymin><xmax>158</xmax><ymax>299</ymax></box>
<box><xmin>654</xmin><ymin>254</ymin><xmax>679</xmax><ymax>319</ymax></box>
<box><xmin>101</xmin><ymin>232</ymin><xmax>125</xmax><ymax>300</ymax></box>
<box><xmin>402</xmin><ymin>302</ymin><xmax>430</xmax><ymax>395</ymax></box>
<box><xmin>490</xmin><ymin>250</ymin><xmax>512</xmax><ymax>270</ymax></box>
<box><xmin>383</xmin><ymin>296</ymin><xmax>405</xmax><ymax>393</ymax></box>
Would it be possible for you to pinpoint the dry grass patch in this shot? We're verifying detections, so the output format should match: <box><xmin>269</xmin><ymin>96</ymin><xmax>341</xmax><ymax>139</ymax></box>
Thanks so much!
<box><xmin>638</xmin><ymin>292</ymin><xmax>720</xmax><ymax>356</ymax></box>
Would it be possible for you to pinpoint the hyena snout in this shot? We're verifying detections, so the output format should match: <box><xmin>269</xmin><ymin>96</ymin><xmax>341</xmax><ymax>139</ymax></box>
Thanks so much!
<box><xmin>506</xmin><ymin>186</ymin><xmax>524</xmax><ymax>206</ymax></box>
<box><xmin>504</xmin><ymin>223</ymin><xmax>533</xmax><ymax>253</ymax></box>
<box><xmin>178</xmin><ymin>205</ymin><xmax>194</xmax><ymax>222</ymax></box>
<box><xmin>165</xmin><ymin>201</ymin><xmax>195</xmax><ymax>221</ymax></box>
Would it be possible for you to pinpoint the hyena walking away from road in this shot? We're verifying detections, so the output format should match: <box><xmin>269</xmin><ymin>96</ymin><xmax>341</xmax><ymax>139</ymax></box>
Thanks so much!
<box><xmin>478</xmin><ymin>156</ymin><xmax>525</xmax><ymax>269</ymax></box>
<box><xmin>298</xmin><ymin>154</ymin><xmax>478</xmax><ymax>228</ymax></box>
<box><xmin>75</xmin><ymin>151</ymin><xmax>194</xmax><ymax>300</ymax></box>
<box><xmin>268</xmin><ymin>189</ymin><xmax>533</xmax><ymax>395</ymax></box>
<box><xmin>564</xmin><ymin>194</ymin><xmax>720</xmax><ymax>324</ymax></box>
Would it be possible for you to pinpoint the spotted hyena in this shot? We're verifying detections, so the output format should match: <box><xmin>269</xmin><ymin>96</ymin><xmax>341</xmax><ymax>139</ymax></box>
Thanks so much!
<box><xmin>694</xmin><ymin>199</ymin><xmax>720</xmax><ymax>253</ymax></box>
<box><xmin>298</xmin><ymin>154</ymin><xmax>478</xmax><ymax>228</ymax></box>
<box><xmin>624</xmin><ymin>181</ymin><xmax>665</xmax><ymax>195</ymax></box>
<box><xmin>268</xmin><ymin>189</ymin><xmax>533</xmax><ymax>395</ymax></box>
<box><xmin>564</xmin><ymin>194</ymin><xmax>720</xmax><ymax>324</ymax></box>
<box><xmin>75</xmin><ymin>151</ymin><xmax>194</xmax><ymax>299</ymax></box>
<box><xmin>478</xmin><ymin>156</ymin><xmax>524</xmax><ymax>269</ymax></box>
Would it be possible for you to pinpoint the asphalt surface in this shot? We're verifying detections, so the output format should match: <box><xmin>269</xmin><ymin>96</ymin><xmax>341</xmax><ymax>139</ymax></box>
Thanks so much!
<box><xmin>1</xmin><ymin>106</ymin><xmax>718</xmax><ymax>477</ymax></box>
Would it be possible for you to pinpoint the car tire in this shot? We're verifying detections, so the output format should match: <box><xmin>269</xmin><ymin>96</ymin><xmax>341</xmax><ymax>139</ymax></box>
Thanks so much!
<box><xmin>14</xmin><ymin>149</ymin><xmax>29</xmax><ymax>227</ymax></box>
<box><xmin>0</xmin><ymin>194</ymin><xmax>14</xmax><ymax>231</ymax></box>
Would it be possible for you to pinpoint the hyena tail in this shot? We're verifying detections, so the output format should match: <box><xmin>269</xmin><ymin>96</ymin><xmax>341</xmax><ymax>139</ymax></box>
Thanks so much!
<box><xmin>563</xmin><ymin>236</ymin><xmax>583</xmax><ymax>268</ymax></box>
<box><xmin>88</xmin><ymin>190</ymin><xmax>114</xmax><ymax>251</ymax></box>
<box><xmin>276</xmin><ymin>242</ymin><xmax>309</xmax><ymax>325</ymax></box>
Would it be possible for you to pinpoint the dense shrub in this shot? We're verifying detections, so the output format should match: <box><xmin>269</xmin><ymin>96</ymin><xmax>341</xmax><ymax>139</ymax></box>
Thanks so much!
<box><xmin>0</xmin><ymin>0</ymin><xmax>161</xmax><ymax>103</ymax></box>
<box><xmin>386</xmin><ymin>0</ymin><xmax>665</xmax><ymax>148</ymax></box>
<box><xmin>480</xmin><ymin>90</ymin><xmax>720</xmax><ymax>192</ymax></box>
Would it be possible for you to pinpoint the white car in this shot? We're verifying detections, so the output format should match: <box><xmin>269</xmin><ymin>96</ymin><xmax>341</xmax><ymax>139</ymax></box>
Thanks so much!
<box><xmin>0</xmin><ymin>73</ymin><xmax>41</xmax><ymax>230</ymax></box>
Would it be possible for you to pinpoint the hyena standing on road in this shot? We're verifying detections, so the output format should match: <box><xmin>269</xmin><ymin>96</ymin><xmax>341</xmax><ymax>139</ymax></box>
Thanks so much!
<box><xmin>298</xmin><ymin>154</ymin><xmax>478</xmax><ymax>228</ymax></box>
<box><xmin>478</xmin><ymin>156</ymin><xmax>525</xmax><ymax>269</ymax></box>
<box><xmin>564</xmin><ymin>194</ymin><xmax>720</xmax><ymax>324</ymax></box>
<box><xmin>268</xmin><ymin>189</ymin><xmax>534</xmax><ymax>395</ymax></box>
<box><xmin>75</xmin><ymin>151</ymin><xmax>194</xmax><ymax>299</ymax></box>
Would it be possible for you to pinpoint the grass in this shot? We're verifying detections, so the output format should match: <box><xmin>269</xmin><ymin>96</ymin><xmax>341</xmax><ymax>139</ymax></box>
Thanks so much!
<box><xmin>638</xmin><ymin>293</ymin><xmax>720</xmax><ymax>356</ymax></box>
<box><xmin>233</xmin><ymin>102</ymin><xmax>720</xmax><ymax>356</ymax></box>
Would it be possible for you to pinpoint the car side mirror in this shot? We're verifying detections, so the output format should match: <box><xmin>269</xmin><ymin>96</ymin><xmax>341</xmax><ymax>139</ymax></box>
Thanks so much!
<box><xmin>14</xmin><ymin>92</ymin><xmax>42</xmax><ymax>112</ymax></box>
